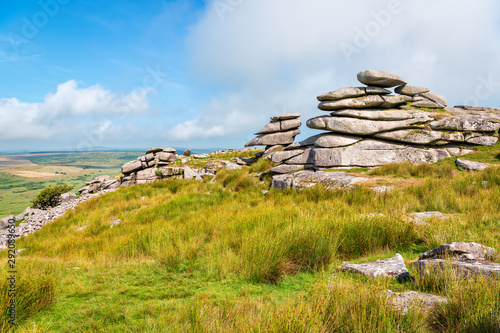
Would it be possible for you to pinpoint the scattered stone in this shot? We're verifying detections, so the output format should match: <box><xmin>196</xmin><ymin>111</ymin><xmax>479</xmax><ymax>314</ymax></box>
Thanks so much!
<box><xmin>146</xmin><ymin>147</ymin><xmax>163</xmax><ymax>154</ymax></box>
<box><xmin>60</xmin><ymin>192</ymin><xmax>76</xmax><ymax>203</ymax></box>
<box><xmin>408</xmin><ymin>212</ymin><xmax>449</xmax><ymax>225</ymax></box>
<box><xmin>454</xmin><ymin>105</ymin><xmax>500</xmax><ymax>112</ymax></box>
<box><xmin>110</xmin><ymin>219</ymin><xmax>121</xmax><ymax>227</ymax></box>
<box><xmin>261</xmin><ymin>190</ymin><xmax>269</xmax><ymax>195</ymax></box>
<box><xmin>14</xmin><ymin>248</ymin><xmax>27</xmax><ymax>254</ymax></box>
<box><xmin>339</xmin><ymin>253</ymin><xmax>410</xmax><ymax>280</ymax></box>
<box><xmin>270</xmin><ymin>164</ymin><xmax>305</xmax><ymax>174</ymax></box>
<box><xmin>357</xmin><ymin>70</ymin><xmax>407</xmax><ymax>88</ymax></box>
<box><xmin>371</xmin><ymin>186</ymin><xmax>393</xmax><ymax>194</ymax></box>
<box><xmin>76</xmin><ymin>226</ymin><xmax>87</xmax><ymax>231</ymax></box>
<box><xmin>182</xmin><ymin>149</ymin><xmax>192</xmax><ymax>156</ymax></box>
<box><xmin>0</xmin><ymin>215</ymin><xmax>15</xmax><ymax>229</ymax></box>
<box><xmin>456</xmin><ymin>159</ymin><xmax>489</xmax><ymax>172</ymax></box>
<box><xmin>387</xmin><ymin>290</ymin><xmax>448</xmax><ymax>316</ymax></box>
<box><xmin>419</xmin><ymin>242</ymin><xmax>496</xmax><ymax>261</ymax></box>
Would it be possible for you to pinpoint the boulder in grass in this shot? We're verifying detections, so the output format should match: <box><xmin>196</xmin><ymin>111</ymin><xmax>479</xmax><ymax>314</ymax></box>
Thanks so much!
<box><xmin>456</xmin><ymin>159</ymin><xmax>489</xmax><ymax>172</ymax></box>
<box><xmin>387</xmin><ymin>290</ymin><xmax>448</xmax><ymax>316</ymax></box>
<box><xmin>339</xmin><ymin>253</ymin><xmax>410</xmax><ymax>280</ymax></box>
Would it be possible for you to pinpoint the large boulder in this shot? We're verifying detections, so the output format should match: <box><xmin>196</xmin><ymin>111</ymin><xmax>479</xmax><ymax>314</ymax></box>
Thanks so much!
<box><xmin>339</xmin><ymin>253</ymin><xmax>410</xmax><ymax>280</ymax></box>
<box><xmin>357</xmin><ymin>70</ymin><xmax>406</xmax><ymax>88</ymax></box>
<box><xmin>0</xmin><ymin>215</ymin><xmax>15</xmax><ymax>229</ymax></box>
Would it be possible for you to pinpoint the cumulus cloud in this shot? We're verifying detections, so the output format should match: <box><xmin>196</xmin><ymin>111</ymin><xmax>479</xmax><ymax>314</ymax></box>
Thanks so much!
<box><xmin>0</xmin><ymin>80</ymin><xmax>153</xmax><ymax>143</ymax></box>
<box><xmin>181</xmin><ymin>0</ymin><xmax>500</xmax><ymax>144</ymax></box>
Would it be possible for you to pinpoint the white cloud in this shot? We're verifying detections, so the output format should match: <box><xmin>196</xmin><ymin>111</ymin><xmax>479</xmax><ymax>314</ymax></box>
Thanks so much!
<box><xmin>181</xmin><ymin>0</ymin><xmax>500</xmax><ymax>144</ymax></box>
<box><xmin>0</xmin><ymin>80</ymin><xmax>153</xmax><ymax>142</ymax></box>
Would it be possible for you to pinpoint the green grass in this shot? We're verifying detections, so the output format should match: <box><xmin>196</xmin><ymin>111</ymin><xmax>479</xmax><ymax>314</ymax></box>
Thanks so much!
<box><xmin>0</xmin><ymin>159</ymin><xmax>498</xmax><ymax>331</ymax></box>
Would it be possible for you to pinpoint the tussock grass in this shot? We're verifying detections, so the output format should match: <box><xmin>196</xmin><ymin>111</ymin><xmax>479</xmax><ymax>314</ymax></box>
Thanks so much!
<box><xmin>2</xmin><ymin>159</ymin><xmax>500</xmax><ymax>331</ymax></box>
<box><xmin>369</xmin><ymin>161</ymin><xmax>456</xmax><ymax>178</ymax></box>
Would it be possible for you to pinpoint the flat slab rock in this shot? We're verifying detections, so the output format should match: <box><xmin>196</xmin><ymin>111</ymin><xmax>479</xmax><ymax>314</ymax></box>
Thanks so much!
<box><xmin>456</xmin><ymin>159</ymin><xmax>489</xmax><ymax>172</ymax></box>
<box><xmin>271</xmin><ymin>170</ymin><xmax>368</xmax><ymax>190</ymax></box>
<box><xmin>387</xmin><ymin>290</ymin><xmax>448</xmax><ymax>316</ymax></box>
<box><xmin>339</xmin><ymin>253</ymin><xmax>410</xmax><ymax>280</ymax></box>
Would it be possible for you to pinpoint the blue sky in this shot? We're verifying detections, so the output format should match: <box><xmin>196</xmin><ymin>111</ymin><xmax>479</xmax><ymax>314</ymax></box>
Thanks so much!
<box><xmin>1</xmin><ymin>0</ymin><xmax>500</xmax><ymax>152</ymax></box>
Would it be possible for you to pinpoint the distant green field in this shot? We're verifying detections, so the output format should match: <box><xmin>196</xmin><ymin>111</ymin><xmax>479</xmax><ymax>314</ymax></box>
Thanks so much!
<box><xmin>0</xmin><ymin>151</ymin><xmax>143</xmax><ymax>216</ymax></box>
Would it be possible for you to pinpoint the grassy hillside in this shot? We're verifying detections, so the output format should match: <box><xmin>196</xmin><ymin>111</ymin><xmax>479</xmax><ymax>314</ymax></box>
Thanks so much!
<box><xmin>1</xmin><ymin>147</ymin><xmax>500</xmax><ymax>332</ymax></box>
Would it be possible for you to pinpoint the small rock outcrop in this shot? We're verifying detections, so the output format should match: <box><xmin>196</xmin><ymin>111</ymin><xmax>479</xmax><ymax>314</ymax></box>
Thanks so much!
<box><xmin>264</xmin><ymin>70</ymin><xmax>499</xmax><ymax>172</ymax></box>
<box><xmin>78</xmin><ymin>176</ymin><xmax>120</xmax><ymax>195</ymax></box>
<box><xmin>245</xmin><ymin>113</ymin><xmax>301</xmax><ymax>154</ymax></box>
<box><xmin>338</xmin><ymin>253</ymin><xmax>410</xmax><ymax>280</ymax></box>
<box><xmin>414</xmin><ymin>242</ymin><xmax>500</xmax><ymax>279</ymax></box>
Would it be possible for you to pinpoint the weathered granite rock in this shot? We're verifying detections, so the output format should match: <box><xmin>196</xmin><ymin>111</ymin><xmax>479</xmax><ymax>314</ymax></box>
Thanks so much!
<box><xmin>271</xmin><ymin>171</ymin><xmax>368</xmax><ymax>190</ymax></box>
<box><xmin>374</xmin><ymin>130</ymin><xmax>464</xmax><ymax>145</ymax></box>
<box><xmin>414</xmin><ymin>243</ymin><xmax>500</xmax><ymax>279</ymax></box>
<box><xmin>408</xmin><ymin>211</ymin><xmax>450</xmax><ymax>224</ymax></box>
<box><xmin>270</xmin><ymin>113</ymin><xmax>300</xmax><ymax>121</ymax></box>
<box><xmin>60</xmin><ymin>192</ymin><xmax>76</xmax><ymax>203</ymax></box>
<box><xmin>15</xmin><ymin>207</ymin><xmax>44</xmax><ymax>222</ymax></box>
<box><xmin>270</xmin><ymin>164</ymin><xmax>306</xmax><ymax>174</ymax></box>
<box><xmin>430</xmin><ymin>115</ymin><xmax>500</xmax><ymax>132</ymax></box>
<box><xmin>146</xmin><ymin>147</ymin><xmax>163</xmax><ymax>154</ymax></box>
<box><xmin>158</xmin><ymin>152</ymin><xmax>176</xmax><ymax>162</ymax></box>
<box><xmin>136</xmin><ymin>168</ymin><xmax>158</xmax><ymax>184</ymax></box>
<box><xmin>414</xmin><ymin>259</ymin><xmax>500</xmax><ymax>279</ymax></box>
<box><xmin>314</xmin><ymin>133</ymin><xmax>363</xmax><ymax>148</ymax></box>
<box><xmin>380</xmin><ymin>95</ymin><xmax>413</xmax><ymax>108</ymax></box>
<box><xmin>456</xmin><ymin>159</ymin><xmax>489</xmax><ymax>172</ymax></box>
<box><xmin>245</xmin><ymin>129</ymin><xmax>301</xmax><ymax>147</ymax></box>
<box><xmin>307</xmin><ymin>116</ymin><xmax>430</xmax><ymax>135</ymax></box>
<box><xmin>0</xmin><ymin>215</ymin><xmax>15</xmax><ymax>229</ymax></box>
<box><xmin>339</xmin><ymin>253</ymin><xmax>410</xmax><ymax>280</ymax></box>
<box><xmin>318</xmin><ymin>95</ymin><xmax>384</xmax><ymax>111</ymax></box>
<box><xmin>122</xmin><ymin>160</ymin><xmax>142</xmax><ymax>174</ymax></box>
<box><xmin>312</xmin><ymin>141</ymin><xmax>451</xmax><ymax>167</ymax></box>
<box><xmin>255</xmin><ymin>119</ymin><xmax>301</xmax><ymax>135</ymax></box>
<box><xmin>317</xmin><ymin>86</ymin><xmax>391</xmax><ymax>101</ymax></box>
<box><xmin>270</xmin><ymin>150</ymin><xmax>305</xmax><ymax>163</ymax></box>
<box><xmin>419</xmin><ymin>242</ymin><xmax>497</xmax><ymax>261</ymax></box>
<box><xmin>466</xmin><ymin>136</ymin><xmax>498</xmax><ymax>146</ymax></box>
<box><xmin>455</xmin><ymin>105</ymin><xmax>500</xmax><ymax>112</ymax></box>
<box><xmin>357</xmin><ymin>70</ymin><xmax>406</xmax><ymax>88</ymax></box>
<box><xmin>411</xmin><ymin>99</ymin><xmax>440</xmax><ymax>109</ymax></box>
<box><xmin>419</xmin><ymin>92</ymin><xmax>447</xmax><ymax>107</ymax></box>
<box><xmin>394</xmin><ymin>85</ymin><xmax>430</xmax><ymax>96</ymax></box>
<box><xmin>330</xmin><ymin>109</ymin><xmax>431</xmax><ymax>121</ymax></box>
<box><xmin>387</xmin><ymin>290</ymin><xmax>448</xmax><ymax>316</ymax></box>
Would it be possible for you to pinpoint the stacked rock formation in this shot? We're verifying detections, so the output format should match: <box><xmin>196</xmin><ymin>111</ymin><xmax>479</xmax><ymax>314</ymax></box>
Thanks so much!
<box><xmin>266</xmin><ymin>70</ymin><xmax>500</xmax><ymax>173</ymax></box>
<box><xmin>120</xmin><ymin>147</ymin><xmax>179</xmax><ymax>186</ymax></box>
<box><xmin>245</xmin><ymin>113</ymin><xmax>301</xmax><ymax>152</ymax></box>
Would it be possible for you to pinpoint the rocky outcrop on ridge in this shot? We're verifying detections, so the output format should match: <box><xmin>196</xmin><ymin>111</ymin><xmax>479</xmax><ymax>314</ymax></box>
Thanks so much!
<box><xmin>263</xmin><ymin>70</ymin><xmax>499</xmax><ymax>172</ymax></box>
<box><xmin>118</xmin><ymin>148</ymin><xmax>246</xmax><ymax>186</ymax></box>
<box><xmin>0</xmin><ymin>190</ymin><xmax>115</xmax><ymax>250</ymax></box>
